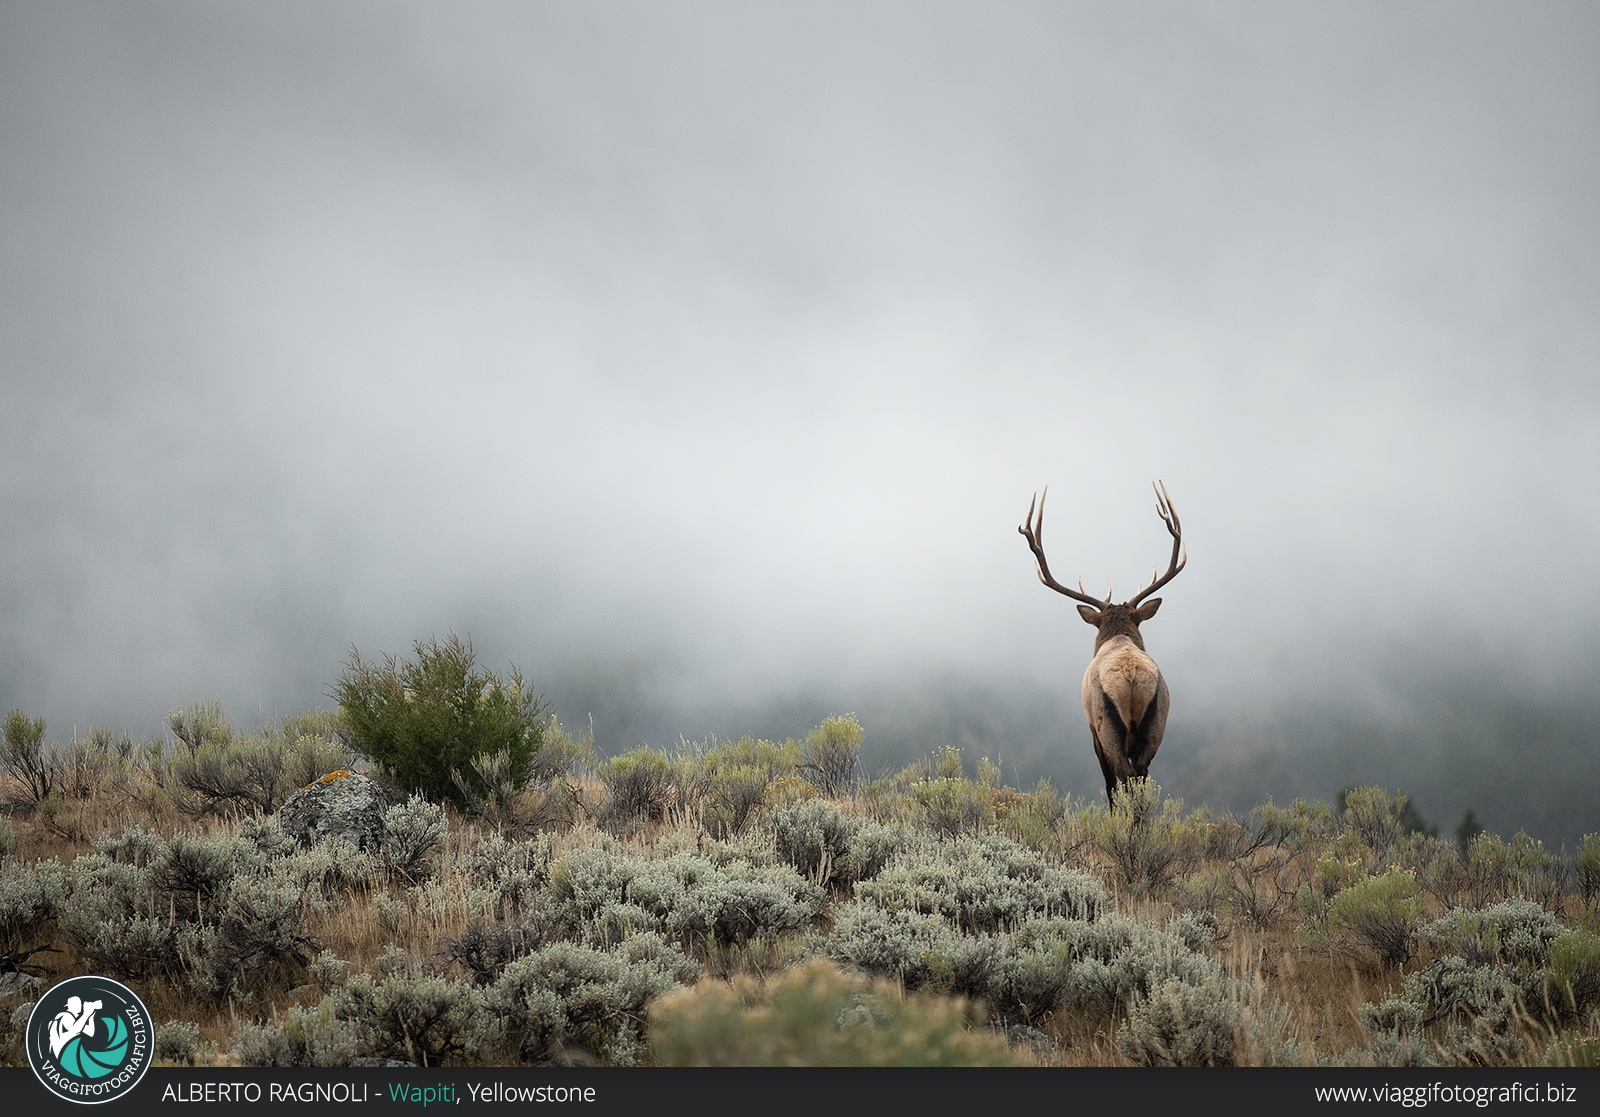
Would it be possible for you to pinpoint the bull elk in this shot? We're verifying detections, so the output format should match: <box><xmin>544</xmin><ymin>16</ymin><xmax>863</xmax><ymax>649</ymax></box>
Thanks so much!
<box><xmin>1019</xmin><ymin>482</ymin><xmax>1186</xmax><ymax>801</ymax></box>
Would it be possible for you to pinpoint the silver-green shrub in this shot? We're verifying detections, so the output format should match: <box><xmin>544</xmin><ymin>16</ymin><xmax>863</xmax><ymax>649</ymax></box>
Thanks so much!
<box><xmin>155</xmin><ymin>1020</ymin><xmax>201</xmax><ymax>1064</ymax></box>
<box><xmin>60</xmin><ymin>854</ymin><xmax>175</xmax><ymax>981</ymax></box>
<box><xmin>337</xmin><ymin>966</ymin><xmax>484</xmax><ymax>1066</ymax></box>
<box><xmin>382</xmin><ymin>795</ymin><xmax>448</xmax><ymax>879</ymax></box>
<box><xmin>1383</xmin><ymin>956</ymin><xmax>1543</xmax><ymax>1066</ymax></box>
<box><xmin>770</xmin><ymin>799</ymin><xmax>856</xmax><ymax>880</ymax></box>
<box><xmin>853</xmin><ymin>831</ymin><xmax>1104</xmax><ymax>932</ymax></box>
<box><xmin>238</xmin><ymin>815</ymin><xmax>300</xmax><ymax>859</ymax></box>
<box><xmin>0</xmin><ymin>857</ymin><xmax>65</xmax><ymax>962</ymax></box>
<box><xmin>1052</xmin><ymin>914</ymin><xmax>1224</xmax><ymax>1017</ymax></box>
<box><xmin>1420</xmin><ymin>899</ymin><xmax>1564</xmax><ymax>967</ymax></box>
<box><xmin>178</xmin><ymin>874</ymin><xmax>320</xmax><ymax>1002</ymax></box>
<box><xmin>821</xmin><ymin>900</ymin><xmax>1219</xmax><ymax>1026</ymax></box>
<box><xmin>1118</xmin><ymin>976</ymin><xmax>1241</xmax><ymax>1066</ymax></box>
<box><xmin>236</xmin><ymin>997</ymin><xmax>360</xmax><ymax>1067</ymax></box>
<box><xmin>157</xmin><ymin>831</ymin><xmax>250</xmax><ymax>917</ymax></box>
<box><xmin>93</xmin><ymin>825</ymin><xmax>169</xmax><ymax>867</ymax></box>
<box><xmin>553</xmin><ymin>846</ymin><xmax>822</xmax><ymax>949</ymax></box>
<box><xmin>768</xmin><ymin>799</ymin><xmax>907</xmax><ymax>887</ymax></box>
<box><xmin>485</xmin><ymin>937</ymin><xmax>697</xmax><ymax>1065</ymax></box>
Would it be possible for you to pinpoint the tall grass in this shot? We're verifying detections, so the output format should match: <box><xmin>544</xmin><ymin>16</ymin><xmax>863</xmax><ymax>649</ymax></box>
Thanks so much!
<box><xmin>1</xmin><ymin>702</ymin><xmax>1597</xmax><ymax>1068</ymax></box>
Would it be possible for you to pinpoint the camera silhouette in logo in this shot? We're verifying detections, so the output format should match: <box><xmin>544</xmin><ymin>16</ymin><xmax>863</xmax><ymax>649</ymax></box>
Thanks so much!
<box><xmin>26</xmin><ymin>975</ymin><xmax>151</xmax><ymax>1103</ymax></box>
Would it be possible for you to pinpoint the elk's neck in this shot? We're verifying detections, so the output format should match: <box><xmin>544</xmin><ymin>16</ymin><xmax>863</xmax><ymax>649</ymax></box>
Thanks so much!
<box><xmin>1093</xmin><ymin>615</ymin><xmax>1147</xmax><ymax>653</ymax></box>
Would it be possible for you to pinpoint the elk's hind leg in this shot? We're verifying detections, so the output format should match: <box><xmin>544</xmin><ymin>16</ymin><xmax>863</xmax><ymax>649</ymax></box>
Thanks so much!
<box><xmin>1089</xmin><ymin>729</ymin><xmax>1119</xmax><ymax>802</ymax></box>
<box><xmin>1127</xmin><ymin>676</ymin><xmax>1170</xmax><ymax>780</ymax></box>
<box><xmin>1094</xmin><ymin>691</ymin><xmax>1136</xmax><ymax>798</ymax></box>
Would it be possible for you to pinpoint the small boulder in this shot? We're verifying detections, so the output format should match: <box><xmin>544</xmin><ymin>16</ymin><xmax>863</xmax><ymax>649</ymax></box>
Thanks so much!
<box><xmin>277</xmin><ymin>771</ymin><xmax>392</xmax><ymax>852</ymax></box>
<box><xmin>0</xmin><ymin>972</ymin><xmax>41</xmax><ymax>998</ymax></box>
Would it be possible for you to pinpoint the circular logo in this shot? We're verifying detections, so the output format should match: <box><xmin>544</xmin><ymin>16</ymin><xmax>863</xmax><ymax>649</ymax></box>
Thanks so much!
<box><xmin>25</xmin><ymin>975</ymin><xmax>153</xmax><ymax>1104</ymax></box>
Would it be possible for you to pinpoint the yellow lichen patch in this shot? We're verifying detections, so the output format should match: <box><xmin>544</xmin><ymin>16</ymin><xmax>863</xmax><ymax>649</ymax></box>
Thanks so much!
<box><xmin>304</xmin><ymin>769</ymin><xmax>355</xmax><ymax>790</ymax></box>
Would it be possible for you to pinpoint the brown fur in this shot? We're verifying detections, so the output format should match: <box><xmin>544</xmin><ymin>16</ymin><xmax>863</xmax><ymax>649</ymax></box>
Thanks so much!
<box><xmin>1077</xmin><ymin>603</ymin><xmax>1170</xmax><ymax>800</ymax></box>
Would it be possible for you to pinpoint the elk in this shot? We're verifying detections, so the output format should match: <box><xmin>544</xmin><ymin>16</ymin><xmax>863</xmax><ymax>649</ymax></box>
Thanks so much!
<box><xmin>1019</xmin><ymin>482</ymin><xmax>1186</xmax><ymax>802</ymax></box>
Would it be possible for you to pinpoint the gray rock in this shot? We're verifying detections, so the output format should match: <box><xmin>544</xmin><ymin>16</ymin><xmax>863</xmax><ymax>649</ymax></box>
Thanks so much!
<box><xmin>0</xmin><ymin>972</ymin><xmax>41</xmax><ymax>997</ymax></box>
<box><xmin>277</xmin><ymin>772</ymin><xmax>392</xmax><ymax>852</ymax></box>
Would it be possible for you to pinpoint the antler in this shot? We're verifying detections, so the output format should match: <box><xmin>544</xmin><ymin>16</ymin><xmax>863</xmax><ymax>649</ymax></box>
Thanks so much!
<box><xmin>1019</xmin><ymin>488</ymin><xmax>1110</xmax><ymax>609</ymax></box>
<box><xmin>1128</xmin><ymin>480</ymin><xmax>1186</xmax><ymax>607</ymax></box>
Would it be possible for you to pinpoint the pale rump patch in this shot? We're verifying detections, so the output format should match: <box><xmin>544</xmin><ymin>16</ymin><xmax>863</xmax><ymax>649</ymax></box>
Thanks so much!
<box><xmin>1082</xmin><ymin>636</ymin><xmax>1160</xmax><ymax>743</ymax></box>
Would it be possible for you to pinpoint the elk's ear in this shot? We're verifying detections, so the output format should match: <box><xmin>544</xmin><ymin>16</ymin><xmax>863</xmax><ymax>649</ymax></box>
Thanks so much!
<box><xmin>1132</xmin><ymin>598</ymin><xmax>1162</xmax><ymax>623</ymax></box>
<box><xmin>1076</xmin><ymin>604</ymin><xmax>1102</xmax><ymax>626</ymax></box>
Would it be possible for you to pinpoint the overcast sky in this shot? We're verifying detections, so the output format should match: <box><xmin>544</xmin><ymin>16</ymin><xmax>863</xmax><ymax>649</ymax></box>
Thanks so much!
<box><xmin>2</xmin><ymin>2</ymin><xmax>1597</xmax><ymax>748</ymax></box>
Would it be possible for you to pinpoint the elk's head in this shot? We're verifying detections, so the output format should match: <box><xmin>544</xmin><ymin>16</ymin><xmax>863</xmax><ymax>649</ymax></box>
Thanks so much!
<box><xmin>1018</xmin><ymin>481</ymin><xmax>1186</xmax><ymax>653</ymax></box>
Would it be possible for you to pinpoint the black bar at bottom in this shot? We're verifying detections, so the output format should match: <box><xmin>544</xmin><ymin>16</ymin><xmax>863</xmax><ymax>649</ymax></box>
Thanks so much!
<box><xmin>2</xmin><ymin>1066</ymin><xmax>1595</xmax><ymax>1116</ymax></box>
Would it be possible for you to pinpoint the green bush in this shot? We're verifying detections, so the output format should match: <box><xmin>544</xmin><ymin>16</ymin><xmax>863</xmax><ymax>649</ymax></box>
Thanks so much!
<box><xmin>798</xmin><ymin>715</ymin><xmax>862</xmax><ymax>798</ymax></box>
<box><xmin>1546</xmin><ymin>930</ymin><xmax>1600</xmax><ymax>1018</ymax></box>
<box><xmin>696</xmin><ymin>764</ymin><xmax>767</xmax><ymax>838</ymax></box>
<box><xmin>235</xmin><ymin>997</ymin><xmax>359</xmax><ymax>1067</ymax></box>
<box><xmin>167</xmin><ymin>729</ymin><xmax>350</xmax><ymax>819</ymax></box>
<box><xmin>1337</xmin><ymin>787</ymin><xmax>1433</xmax><ymax>855</ymax></box>
<box><xmin>2</xmin><ymin>708</ymin><xmax>57</xmax><ymax>806</ymax></box>
<box><xmin>59</xmin><ymin>729</ymin><xmax>128</xmax><ymax>801</ymax></box>
<box><xmin>911</xmin><ymin>777</ymin><xmax>995</xmax><ymax>837</ymax></box>
<box><xmin>169</xmin><ymin>699</ymin><xmax>234</xmax><ymax>752</ymax></box>
<box><xmin>1578</xmin><ymin>833</ymin><xmax>1600</xmax><ymax>907</ymax></box>
<box><xmin>1543</xmin><ymin>1033</ymin><xmax>1600</xmax><ymax>1067</ymax></box>
<box><xmin>1327</xmin><ymin>870</ymin><xmax>1425</xmax><ymax>967</ymax></box>
<box><xmin>596</xmin><ymin>748</ymin><xmax>675</xmax><ymax>828</ymax></box>
<box><xmin>650</xmin><ymin>960</ymin><xmax>1022</xmax><ymax>1066</ymax></box>
<box><xmin>1006</xmin><ymin>779</ymin><xmax>1066</xmax><ymax>849</ymax></box>
<box><xmin>333</xmin><ymin>633</ymin><xmax>549</xmax><ymax>809</ymax></box>
<box><xmin>1085</xmin><ymin>779</ymin><xmax>1202</xmax><ymax>896</ymax></box>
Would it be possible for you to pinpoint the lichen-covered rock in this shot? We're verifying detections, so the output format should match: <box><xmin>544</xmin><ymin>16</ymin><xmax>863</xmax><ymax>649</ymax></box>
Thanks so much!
<box><xmin>277</xmin><ymin>772</ymin><xmax>392</xmax><ymax>852</ymax></box>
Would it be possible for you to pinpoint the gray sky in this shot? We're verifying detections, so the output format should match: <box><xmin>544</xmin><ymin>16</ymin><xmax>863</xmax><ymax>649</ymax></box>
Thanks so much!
<box><xmin>3</xmin><ymin>3</ymin><xmax>1598</xmax><ymax>775</ymax></box>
